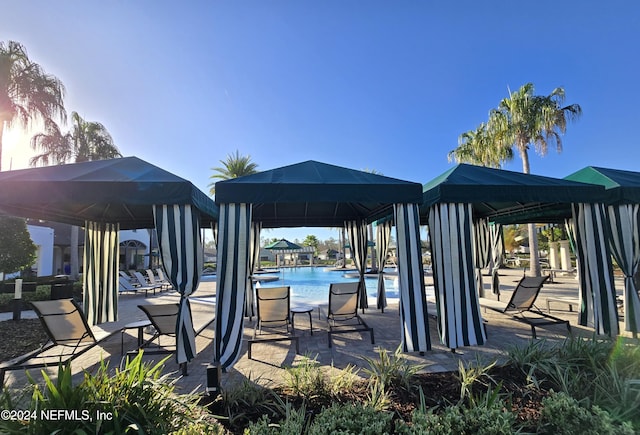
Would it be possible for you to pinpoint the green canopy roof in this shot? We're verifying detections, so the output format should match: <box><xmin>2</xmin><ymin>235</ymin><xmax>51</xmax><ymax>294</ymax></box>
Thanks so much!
<box><xmin>421</xmin><ymin>164</ymin><xmax>607</xmax><ymax>224</ymax></box>
<box><xmin>565</xmin><ymin>166</ymin><xmax>640</xmax><ymax>205</ymax></box>
<box><xmin>0</xmin><ymin>156</ymin><xmax>218</xmax><ymax>229</ymax></box>
<box><xmin>215</xmin><ymin>160</ymin><xmax>423</xmax><ymax>228</ymax></box>
<box><xmin>264</xmin><ymin>238</ymin><xmax>303</xmax><ymax>250</ymax></box>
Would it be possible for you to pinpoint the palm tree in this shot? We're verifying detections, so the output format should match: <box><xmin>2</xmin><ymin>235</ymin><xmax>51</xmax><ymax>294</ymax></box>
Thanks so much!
<box><xmin>29</xmin><ymin>112</ymin><xmax>121</xmax><ymax>279</ymax></box>
<box><xmin>490</xmin><ymin>83</ymin><xmax>582</xmax><ymax>174</ymax></box>
<box><xmin>448</xmin><ymin>122</ymin><xmax>513</xmax><ymax>168</ymax></box>
<box><xmin>30</xmin><ymin>112</ymin><xmax>121</xmax><ymax>166</ymax></box>
<box><xmin>208</xmin><ymin>150</ymin><xmax>258</xmax><ymax>195</ymax></box>
<box><xmin>0</xmin><ymin>40</ymin><xmax>66</xmax><ymax>171</ymax></box>
<box><xmin>490</xmin><ymin>83</ymin><xmax>582</xmax><ymax>275</ymax></box>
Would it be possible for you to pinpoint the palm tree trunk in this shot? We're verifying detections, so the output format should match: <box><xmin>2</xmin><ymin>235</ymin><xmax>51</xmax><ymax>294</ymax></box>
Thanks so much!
<box><xmin>519</xmin><ymin>147</ymin><xmax>541</xmax><ymax>276</ymax></box>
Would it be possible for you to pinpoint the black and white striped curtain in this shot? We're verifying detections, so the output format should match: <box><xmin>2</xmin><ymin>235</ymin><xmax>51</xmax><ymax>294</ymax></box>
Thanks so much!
<box><xmin>245</xmin><ymin>222</ymin><xmax>262</xmax><ymax>318</ymax></box>
<box><xmin>154</xmin><ymin>204</ymin><xmax>203</xmax><ymax>364</ymax></box>
<box><xmin>394</xmin><ymin>203</ymin><xmax>431</xmax><ymax>352</ymax></box>
<box><xmin>429</xmin><ymin>203</ymin><xmax>486</xmax><ymax>349</ymax></box>
<box><xmin>489</xmin><ymin>223</ymin><xmax>503</xmax><ymax>297</ymax></box>
<box><xmin>570</xmin><ymin>203</ymin><xmax>619</xmax><ymax>337</ymax></box>
<box><xmin>607</xmin><ymin>204</ymin><xmax>640</xmax><ymax>334</ymax></box>
<box><xmin>473</xmin><ymin>218</ymin><xmax>491</xmax><ymax>297</ymax></box>
<box><xmin>83</xmin><ymin>221</ymin><xmax>119</xmax><ymax>325</ymax></box>
<box><xmin>346</xmin><ymin>219</ymin><xmax>369</xmax><ymax>311</ymax></box>
<box><xmin>214</xmin><ymin>203</ymin><xmax>252</xmax><ymax>369</ymax></box>
<box><xmin>376</xmin><ymin>220</ymin><xmax>392</xmax><ymax>311</ymax></box>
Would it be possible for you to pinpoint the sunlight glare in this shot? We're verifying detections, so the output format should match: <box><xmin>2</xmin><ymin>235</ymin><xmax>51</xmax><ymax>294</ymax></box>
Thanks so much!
<box><xmin>2</xmin><ymin>125</ymin><xmax>38</xmax><ymax>171</ymax></box>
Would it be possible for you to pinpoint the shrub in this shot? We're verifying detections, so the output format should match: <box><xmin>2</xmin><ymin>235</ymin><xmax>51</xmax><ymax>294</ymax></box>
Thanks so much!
<box><xmin>307</xmin><ymin>402</ymin><xmax>393</xmax><ymax>435</ymax></box>
<box><xmin>283</xmin><ymin>354</ymin><xmax>328</xmax><ymax>400</ymax></box>
<box><xmin>507</xmin><ymin>337</ymin><xmax>640</xmax><ymax>429</ymax></box>
<box><xmin>396</xmin><ymin>394</ymin><xmax>514</xmax><ymax>435</ymax></box>
<box><xmin>537</xmin><ymin>391</ymin><xmax>634</xmax><ymax>435</ymax></box>
<box><xmin>243</xmin><ymin>402</ymin><xmax>306</xmax><ymax>434</ymax></box>
<box><xmin>214</xmin><ymin>373</ymin><xmax>285</xmax><ymax>429</ymax></box>
<box><xmin>361</xmin><ymin>344</ymin><xmax>425</xmax><ymax>394</ymax></box>
<box><xmin>0</xmin><ymin>351</ymin><xmax>225</xmax><ymax>434</ymax></box>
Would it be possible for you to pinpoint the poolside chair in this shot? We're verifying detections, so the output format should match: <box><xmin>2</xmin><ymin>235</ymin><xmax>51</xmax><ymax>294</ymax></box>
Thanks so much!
<box><xmin>134</xmin><ymin>303</ymin><xmax>187</xmax><ymax>374</ymax></box>
<box><xmin>248</xmin><ymin>286</ymin><xmax>299</xmax><ymax>359</ymax></box>
<box><xmin>145</xmin><ymin>269</ymin><xmax>171</xmax><ymax>291</ymax></box>
<box><xmin>119</xmin><ymin>276</ymin><xmax>155</xmax><ymax>297</ymax></box>
<box><xmin>119</xmin><ymin>270</ymin><xmax>135</xmax><ymax>283</ymax></box>
<box><xmin>479</xmin><ymin>275</ymin><xmax>571</xmax><ymax>339</ymax></box>
<box><xmin>325</xmin><ymin>282</ymin><xmax>374</xmax><ymax>348</ymax></box>
<box><xmin>132</xmin><ymin>271</ymin><xmax>162</xmax><ymax>296</ymax></box>
<box><xmin>136</xmin><ymin>303</ymin><xmax>180</xmax><ymax>351</ymax></box>
<box><xmin>0</xmin><ymin>299</ymin><xmax>118</xmax><ymax>385</ymax></box>
<box><xmin>155</xmin><ymin>268</ymin><xmax>174</xmax><ymax>290</ymax></box>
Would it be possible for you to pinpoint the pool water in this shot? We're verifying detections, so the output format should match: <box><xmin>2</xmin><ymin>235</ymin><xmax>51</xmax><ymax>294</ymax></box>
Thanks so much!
<box><xmin>256</xmin><ymin>267</ymin><xmax>400</xmax><ymax>307</ymax></box>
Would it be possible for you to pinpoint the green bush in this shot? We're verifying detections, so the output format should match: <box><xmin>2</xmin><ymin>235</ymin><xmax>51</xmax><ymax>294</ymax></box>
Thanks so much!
<box><xmin>243</xmin><ymin>402</ymin><xmax>306</xmax><ymax>434</ymax></box>
<box><xmin>537</xmin><ymin>391</ymin><xmax>634</xmax><ymax>435</ymax></box>
<box><xmin>215</xmin><ymin>374</ymin><xmax>285</xmax><ymax>429</ymax></box>
<box><xmin>307</xmin><ymin>402</ymin><xmax>393</xmax><ymax>435</ymax></box>
<box><xmin>283</xmin><ymin>354</ymin><xmax>328</xmax><ymax>401</ymax></box>
<box><xmin>507</xmin><ymin>337</ymin><xmax>640</xmax><ymax>429</ymax></box>
<box><xmin>396</xmin><ymin>396</ymin><xmax>514</xmax><ymax>435</ymax></box>
<box><xmin>361</xmin><ymin>344</ymin><xmax>425</xmax><ymax>394</ymax></box>
<box><xmin>0</xmin><ymin>351</ymin><xmax>226</xmax><ymax>434</ymax></box>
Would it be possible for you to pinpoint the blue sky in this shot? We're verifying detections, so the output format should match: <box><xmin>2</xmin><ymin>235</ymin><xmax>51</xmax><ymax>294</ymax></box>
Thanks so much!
<box><xmin>2</xmin><ymin>1</ymin><xmax>639</xmax><ymax>242</ymax></box>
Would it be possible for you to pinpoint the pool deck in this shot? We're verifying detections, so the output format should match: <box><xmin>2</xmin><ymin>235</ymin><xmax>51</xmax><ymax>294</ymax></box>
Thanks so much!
<box><xmin>1</xmin><ymin>267</ymin><xmax>632</xmax><ymax>396</ymax></box>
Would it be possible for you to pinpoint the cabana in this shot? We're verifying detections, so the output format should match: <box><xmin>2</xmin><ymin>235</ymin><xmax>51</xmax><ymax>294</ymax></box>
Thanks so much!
<box><xmin>566</xmin><ymin>166</ymin><xmax>640</xmax><ymax>334</ymax></box>
<box><xmin>213</xmin><ymin>160</ymin><xmax>428</xmax><ymax>370</ymax></box>
<box><xmin>420</xmin><ymin>164</ymin><xmax>617</xmax><ymax>349</ymax></box>
<box><xmin>0</xmin><ymin>156</ymin><xmax>218</xmax><ymax>367</ymax></box>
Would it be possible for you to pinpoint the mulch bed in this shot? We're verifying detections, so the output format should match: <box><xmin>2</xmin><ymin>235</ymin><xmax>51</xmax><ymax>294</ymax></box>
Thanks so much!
<box><xmin>205</xmin><ymin>364</ymin><xmax>549</xmax><ymax>434</ymax></box>
<box><xmin>0</xmin><ymin>318</ymin><xmax>49</xmax><ymax>362</ymax></box>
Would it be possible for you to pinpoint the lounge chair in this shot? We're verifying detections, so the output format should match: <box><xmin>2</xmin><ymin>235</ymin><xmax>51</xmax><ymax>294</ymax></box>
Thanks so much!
<box><xmin>248</xmin><ymin>286</ymin><xmax>299</xmax><ymax>359</ymax></box>
<box><xmin>134</xmin><ymin>303</ymin><xmax>186</xmax><ymax>374</ymax></box>
<box><xmin>0</xmin><ymin>299</ymin><xmax>118</xmax><ymax>385</ymax></box>
<box><xmin>132</xmin><ymin>271</ymin><xmax>162</xmax><ymax>296</ymax></box>
<box><xmin>155</xmin><ymin>268</ymin><xmax>174</xmax><ymax>290</ymax></box>
<box><xmin>145</xmin><ymin>269</ymin><xmax>171</xmax><ymax>291</ymax></box>
<box><xmin>479</xmin><ymin>275</ymin><xmax>571</xmax><ymax>339</ymax></box>
<box><xmin>325</xmin><ymin>282</ymin><xmax>374</xmax><ymax>348</ymax></box>
<box><xmin>119</xmin><ymin>276</ymin><xmax>155</xmax><ymax>297</ymax></box>
<box><xmin>119</xmin><ymin>270</ymin><xmax>134</xmax><ymax>283</ymax></box>
<box><xmin>136</xmin><ymin>303</ymin><xmax>180</xmax><ymax>352</ymax></box>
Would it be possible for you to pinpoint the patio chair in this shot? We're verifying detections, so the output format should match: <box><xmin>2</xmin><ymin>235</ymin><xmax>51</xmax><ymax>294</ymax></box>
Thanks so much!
<box><xmin>478</xmin><ymin>275</ymin><xmax>571</xmax><ymax>339</ymax></box>
<box><xmin>0</xmin><ymin>299</ymin><xmax>118</xmax><ymax>385</ymax></box>
<box><xmin>326</xmin><ymin>282</ymin><xmax>374</xmax><ymax>348</ymax></box>
<box><xmin>119</xmin><ymin>276</ymin><xmax>155</xmax><ymax>297</ymax></box>
<box><xmin>132</xmin><ymin>271</ymin><xmax>162</xmax><ymax>296</ymax></box>
<box><xmin>145</xmin><ymin>269</ymin><xmax>171</xmax><ymax>291</ymax></box>
<box><xmin>119</xmin><ymin>270</ymin><xmax>135</xmax><ymax>283</ymax></box>
<box><xmin>248</xmin><ymin>286</ymin><xmax>299</xmax><ymax>359</ymax></box>
<box><xmin>136</xmin><ymin>303</ymin><xmax>180</xmax><ymax>351</ymax></box>
<box><xmin>155</xmin><ymin>268</ymin><xmax>174</xmax><ymax>290</ymax></box>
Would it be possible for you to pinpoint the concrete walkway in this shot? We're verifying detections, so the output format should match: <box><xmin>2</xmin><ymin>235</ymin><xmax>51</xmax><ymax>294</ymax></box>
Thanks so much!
<box><xmin>1</xmin><ymin>268</ymin><xmax>627</xmax><ymax>395</ymax></box>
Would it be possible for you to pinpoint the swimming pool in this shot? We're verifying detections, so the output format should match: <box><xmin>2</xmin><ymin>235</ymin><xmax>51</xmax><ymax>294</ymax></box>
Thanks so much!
<box><xmin>260</xmin><ymin>267</ymin><xmax>402</xmax><ymax>307</ymax></box>
<box><xmin>202</xmin><ymin>267</ymin><xmax>401</xmax><ymax>307</ymax></box>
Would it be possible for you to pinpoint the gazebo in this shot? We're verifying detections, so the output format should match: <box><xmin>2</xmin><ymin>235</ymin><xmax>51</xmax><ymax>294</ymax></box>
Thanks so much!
<box><xmin>566</xmin><ymin>166</ymin><xmax>640</xmax><ymax>334</ymax></box>
<box><xmin>420</xmin><ymin>164</ymin><xmax>618</xmax><ymax>349</ymax></box>
<box><xmin>212</xmin><ymin>160</ymin><xmax>429</xmax><ymax>370</ymax></box>
<box><xmin>0</xmin><ymin>156</ymin><xmax>218</xmax><ymax>367</ymax></box>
